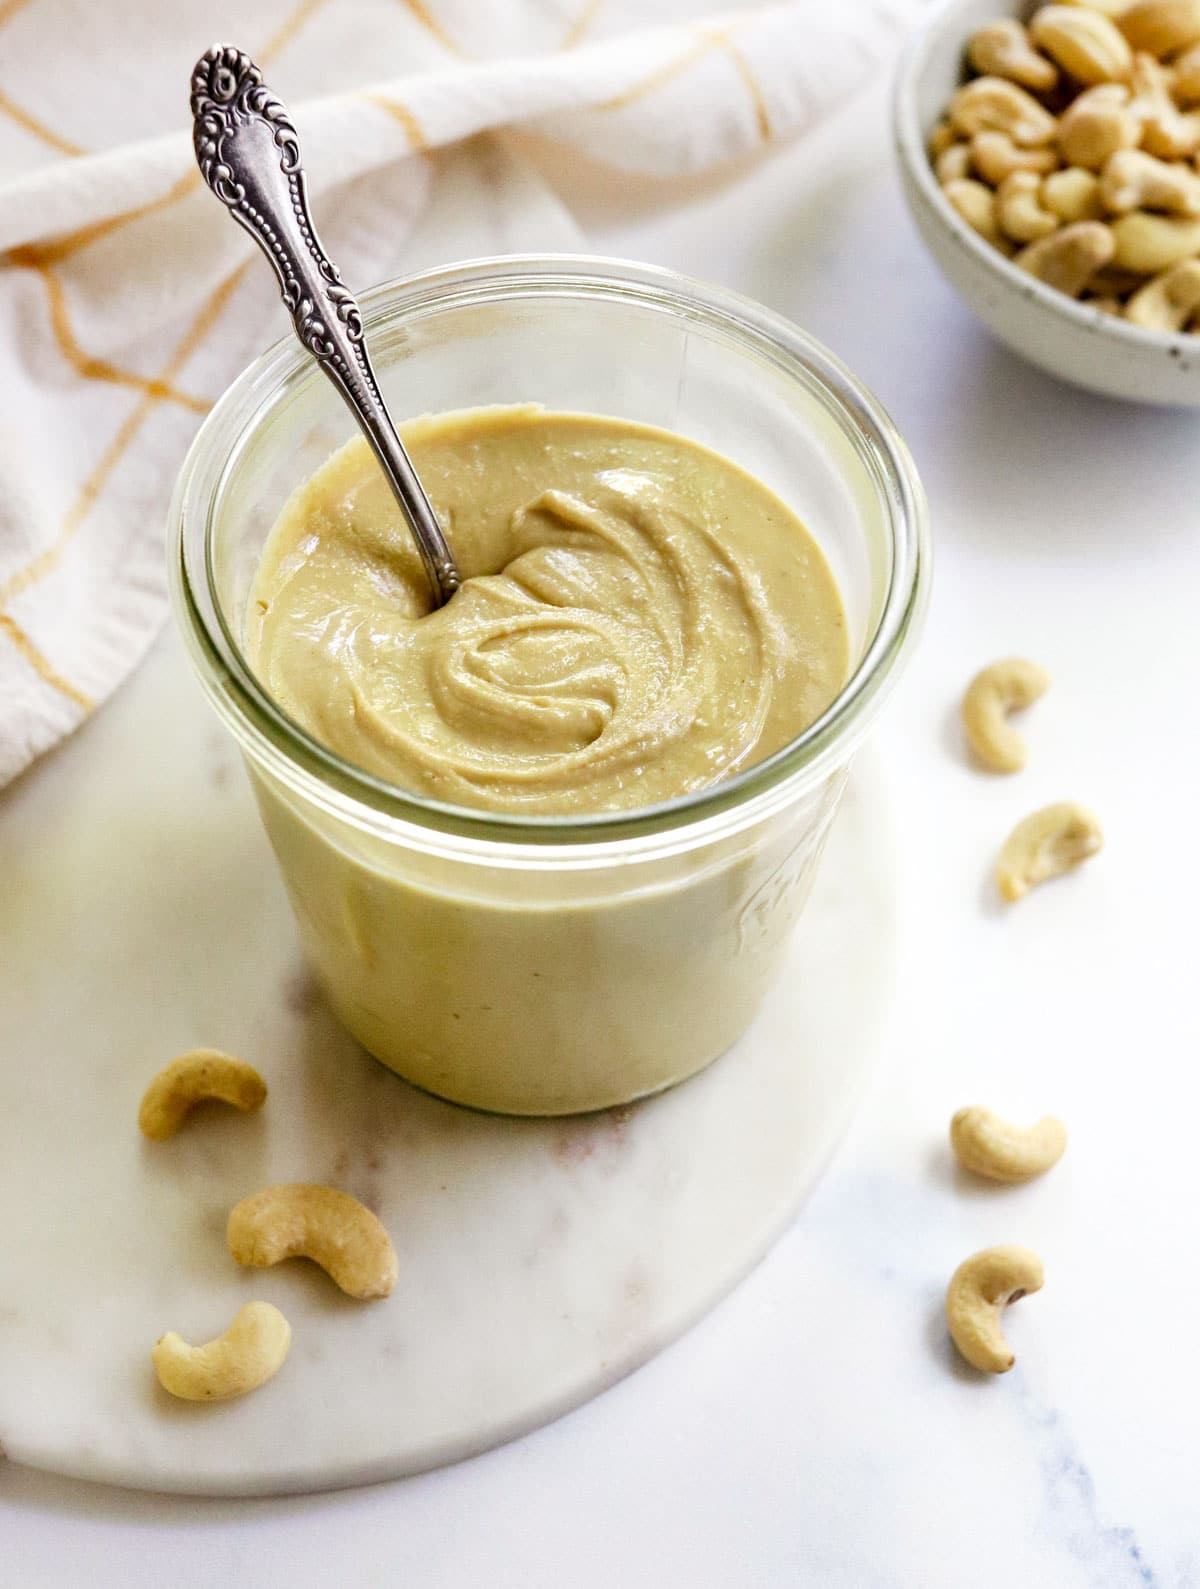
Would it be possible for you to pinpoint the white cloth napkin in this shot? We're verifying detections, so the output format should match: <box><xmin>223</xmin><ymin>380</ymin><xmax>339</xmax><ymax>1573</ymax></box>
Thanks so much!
<box><xmin>0</xmin><ymin>0</ymin><xmax>923</xmax><ymax>787</ymax></box>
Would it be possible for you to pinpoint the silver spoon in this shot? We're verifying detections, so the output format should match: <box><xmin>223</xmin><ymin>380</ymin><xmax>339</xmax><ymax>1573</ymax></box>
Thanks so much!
<box><xmin>189</xmin><ymin>44</ymin><xmax>460</xmax><ymax>608</ymax></box>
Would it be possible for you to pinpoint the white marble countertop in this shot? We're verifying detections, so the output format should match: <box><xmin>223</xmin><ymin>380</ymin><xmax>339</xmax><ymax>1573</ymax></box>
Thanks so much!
<box><xmin>5</xmin><ymin>78</ymin><xmax>1200</xmax><ymax>1588</ymax></box>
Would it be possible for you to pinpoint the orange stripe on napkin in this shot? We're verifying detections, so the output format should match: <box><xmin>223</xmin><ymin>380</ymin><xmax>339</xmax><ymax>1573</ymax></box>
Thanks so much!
<box><xmin>0</xmin><ymin>612</ymin><xmax>93</xmax><ymax>710</ymax></box>
<box><xmin>720</xmin><ymin>35</ymin><xmax>773</xmax><ymax>143</ymax></box>
<box><xmin>0</xmin><ymin>263</ymin><xmax>248</xmax><ymax>609</ymax></box>
<box><xmin>361</xmin><ymin>91</ymin><xmax>428</xmax><ymax>151</ymax></box>
<box><xmin>597</xmin><ymin>31</ymin><xmax>718</xmax><ymax>111</ymax></box>
<box><xmin>6</xmin><ymin>0</ymin><xmax>329</xmax><ymax>266</ymax></box>
<box><xmin>260</xmin><ymin>0</ymin><xmax>332</xmax><ymax>63</ymax></box>
<box><xmin>396</xmin><ymin>0</ymin><xmax>463</xmax><ymax>55</ymax></box>
<box><xmin>9</xmin><ymin>252</ymin><xmax>211</xmax><ymax>412</ymax></box>
<box><xmin>13</xmin><ymin>173</ymin><xmax>203</xmax><ymax>269</ymax></box>
<box><xmin>561</xmin><ymin>0</ymin><xmax>604</xmax><ymax>51</ymax></box>
<box><xmin>0</xmin><ymin>87</ymin><xmax>83</xmax><ymax>156</ymax></box>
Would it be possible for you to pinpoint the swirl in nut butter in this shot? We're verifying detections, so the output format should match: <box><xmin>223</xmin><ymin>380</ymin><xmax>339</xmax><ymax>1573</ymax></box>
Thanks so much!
<box><xmin>248</xmin><ymin>408</ymin><xmax>849</xmax><ymax>815</ymax></box>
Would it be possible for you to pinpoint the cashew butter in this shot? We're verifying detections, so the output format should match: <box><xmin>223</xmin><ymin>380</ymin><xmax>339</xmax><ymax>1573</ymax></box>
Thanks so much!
<box><xmin>248</xmin><ymin>408</ymin><xmax>848</xmax><ymax>815</ymax></box>
<box><xmin>243</xmin><ymin>407</ymin><xmax>851</xmax><ymax>1113</ymax></box>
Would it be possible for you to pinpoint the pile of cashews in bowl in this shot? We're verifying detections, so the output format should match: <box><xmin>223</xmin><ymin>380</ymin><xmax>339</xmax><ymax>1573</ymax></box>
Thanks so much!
<box><xmin>931</xmin><ymin>0</ymin><xmax>1200</xmax><ymax>331</ymax></box>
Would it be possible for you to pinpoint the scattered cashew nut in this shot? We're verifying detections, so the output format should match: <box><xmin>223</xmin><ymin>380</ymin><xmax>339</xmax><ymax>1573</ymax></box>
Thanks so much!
<box><xmin>950</xmin><ymin>1106</ymin><xmax>1068</xmax><ymax>1183</ymax></box>
<box><xmin>946</xmin><ymin>1246</ymin><xmax>1044</xmax><ymax>1374</ymax></box>
<box><xmin>1031</xmin><ymin>5</ymin><xmax>1134</xmax><ymax>86</ymax></box>
<box><xmin>227</xmin><ymin>1183</ymin><xmax>398</xmax><ymax>1300</ymax></box>
<box><xmin>950</xmin><ymin>76</ymin><xmax>1059</xmax><ymax>146</ymax></box>
<box><xmin>961</xmin><ymin>657</ymin><xmax>1051</xmax><ymax>773</ymax></box>
<box><xmin>1119</xmin><ymin>0</ymin><xmax>1200</xmax><ymax>60</ymax></box>
<box><xmin>138</xmin><ymin>1049</ymin><xmax>267</xmax><ymax>1140</ymax></box>
<box><xmin>1125</xmin><ymin>255</ymin><xmax>1200</xmax><ymax>322</ymax></box>
<box><xmin>968</xmin><ymin>19</ymin><xmax>1059</xmax><ymax>90</ymax></box>
<box><xmin>996</xmin><ymin>801</ymin><xmax>1103</xmax><ymax>902</ymax></box>
<box><xmin>1015</xmin><ymin>220</ymin><xmax>1115</xmax><ymax>293</ymax></box>
<box><xmin>996</xmin><ymin>171</ymin><xmax>1062</xmax><ymax>241</ymax></box>
<box><xmin>1102</xmin><ymin>146</ymin><xmax>1200</xmax><ymax>213</ymax></box>
<box><xmin>152</xmin><ymin>1302</ymin><xmax>291</xmax><ymax>1401</ymax></box>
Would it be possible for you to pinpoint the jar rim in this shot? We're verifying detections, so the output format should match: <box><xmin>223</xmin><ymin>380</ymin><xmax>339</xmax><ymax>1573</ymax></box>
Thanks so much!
<box><xmin>169</xmin><ymin>253</ymin><xmax>930</xmax><ymax>852</ymax></box>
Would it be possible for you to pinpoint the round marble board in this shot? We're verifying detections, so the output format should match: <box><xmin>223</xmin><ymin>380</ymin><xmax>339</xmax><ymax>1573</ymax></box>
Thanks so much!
<box><xmin>0</xmin><ymin>636</ymin><xmax>898</xmax><ymax>1496</ymax></box>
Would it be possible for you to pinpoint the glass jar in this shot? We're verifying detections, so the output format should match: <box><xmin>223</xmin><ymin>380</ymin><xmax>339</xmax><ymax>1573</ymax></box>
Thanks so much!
<box><xmin>170</xmin><ymin>256</ymin><xmax>929</xmax><ymax>1116</ymax></box>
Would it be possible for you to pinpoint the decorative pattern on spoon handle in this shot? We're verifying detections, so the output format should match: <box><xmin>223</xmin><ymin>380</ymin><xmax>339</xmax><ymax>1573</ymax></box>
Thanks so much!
<box><xmin>189</xmin><ymin>45</ymin><xmax>460</xmax><ymax>603</ymax></box>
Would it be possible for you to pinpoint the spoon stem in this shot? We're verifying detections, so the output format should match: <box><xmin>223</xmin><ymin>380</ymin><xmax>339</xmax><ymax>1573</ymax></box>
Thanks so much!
<box><xmin>189</xmin><ymin>44</ymin><xmax>460</xmax><ymax>607</ymax></box>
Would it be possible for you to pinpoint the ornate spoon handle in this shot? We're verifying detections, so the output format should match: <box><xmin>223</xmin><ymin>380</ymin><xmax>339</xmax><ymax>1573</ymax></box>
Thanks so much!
<box><xmin>189</xmin><ymin>45</ymin><xmax>460</xmax><ymax>607</ymax></box>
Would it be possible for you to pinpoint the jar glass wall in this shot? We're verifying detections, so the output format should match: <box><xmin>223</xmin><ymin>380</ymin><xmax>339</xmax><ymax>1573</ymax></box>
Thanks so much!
<box><xmin>170</xmin><ymin>256</ymin><xmax>929</xmax><ymax>1114</ymax></box>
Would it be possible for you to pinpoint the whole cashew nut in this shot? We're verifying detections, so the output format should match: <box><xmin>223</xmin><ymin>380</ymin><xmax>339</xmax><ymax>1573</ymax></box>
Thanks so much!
<box><xmin>950</xmin><ymin>1107</ymin><xmax>1068</xmax><ymax>1183</ymax></box>
<box><xmin>935</xmin><ymin>142</ymin><xmax>973</xmax><ymax>185</ymax></box>
<box><xmin>950</xmin><ymin>77</ymin><xmax>1059</xmax><ymax>146</ymax></box>
<box><xmin>227</xmin><ymin>1183</ymin><xmax>398</xmax><ymax>1300</ymax></box>
<box><xmin>996</xmin><ymin>801</ymin><xmax>1104</xmax><ymax>902</ymax></box>
<box><xmin>1057</xmin><ymin>84</ymin><xmax>1141</xmax><ymax>168</ymax></box>
<box><xmin>1120</xmin><ymin>0</ymin><xmax>1200</xmax><ymax>59</ymax></box>
<box><xmin>1014</xmin><ymin>220</ymin><xmax>1115</xmax><ymax>293</ymax></box>
<box><xmin>996</xmin><ymin>171</ymin><xmax>1063</xmax><ymax>242</ymax></box>
<box><xmin>1058</xmin><ymin>0</ymin><xmax>1139</xmax><ymax>15</ymax></box>
<box><xmin>138</xmin><ymin>1049</ymin><xmax>267</xmax><ymax>1140</ymax></box>
<box><xmin>944</xmin><ymin>178</ymin><xmax>1013</xmax><ymax>252</ymax></box>
<box><xmin>961</xmin><ymin>657</ymin><xmax>1051</xmax><ymax>773</ymax></box>
<box><xmin>946</xmin><ymin>1246</ymin><xmax>1044</xmax><ymax>1374</ymax></box>
<box><xmin>929</xmin><ymin>119</ymin><xmax>958</xmax><ymax>160</ymax></box>
<box><xmin>1042</xmin><ymin>165</ymin><xmax>1105</xmax><ymax>220</ymax></box>
<box><xmin>1090</xmin><ymin>263</ymin><xmax>1157</xmax><ymax>295</ymax></box>
<box><xmin>971</xmin><ymin>130</ymin><xmax>1060</xmax><ymax>185</ymax></box>
<box><xmin>1102</xmin><ymin>146</ymin><xmax>1200</xmax><ymax>213</ymax></box>
<box><xmin>1130</xmin><ymin>52</ymin><xmax>1200</xmax><ymax>156</ymax></box>
<box><xmin>1144</xmin><ymin>103</ymin><xmax>1200</xmax><ymax>159</ymax></box>
<box><xmin>1030</xmin><ymin>5</ymin><xmax>1134</xmax><ymax>85</ymax></box>
<box><xmin>968</xmin><ymin>19</ymin><xmax>1059</xmax><ymax>90</ymax></box>
<box><xmin>152</xmin><ymin>1302</ymin><xmax>291</xmax><ymax>1401</ymax></box>
<box><xmin>1125</xmin><ymin>255</ymin><xmax>1200</xmax><ymax>322</ymax></box>
<box><xmin>1169</xmin><ymin>40</ymin><xmax>1200</xmax><ymax>100</ymax></box>
<box><xmin>1111</xmin><ymin>208</ymin><xmax>1200</xmax><ymax>269</ymax></box>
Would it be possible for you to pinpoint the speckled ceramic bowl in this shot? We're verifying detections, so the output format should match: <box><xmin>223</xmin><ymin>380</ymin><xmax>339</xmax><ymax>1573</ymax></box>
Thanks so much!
<box><xmin>894</xmin><ymin>0</ymin><xmax>1200</xmax><ymax>406</ymax></box>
